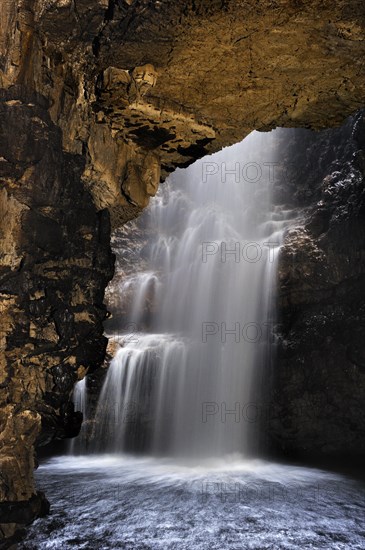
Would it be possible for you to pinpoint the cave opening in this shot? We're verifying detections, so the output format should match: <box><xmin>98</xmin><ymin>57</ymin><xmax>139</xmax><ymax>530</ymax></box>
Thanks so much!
<box><xmin>2</xmin><ymin>0</ymin><xmax>365</xmax><ymax>546</ymax></box>
<box><xmin>24</xmin><ymin>114</ymin><xmax>365</xmax><ymax>548</ymax></box>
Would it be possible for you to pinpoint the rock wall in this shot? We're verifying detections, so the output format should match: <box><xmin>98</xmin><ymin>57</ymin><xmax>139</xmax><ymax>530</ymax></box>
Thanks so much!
<box><xmin>268</xmin><ymin>112</ymin><xmax>365</xmax><ymax>460</ymax></box>
<box><xmin>0</xmin><ymin>87</ymin><xmax>114</xmax><ymax>545</ymax></box>
<box><xmin>0</xmin><ymin>0</ymin><xmax>365</xmax><ymax>545</ymax></box>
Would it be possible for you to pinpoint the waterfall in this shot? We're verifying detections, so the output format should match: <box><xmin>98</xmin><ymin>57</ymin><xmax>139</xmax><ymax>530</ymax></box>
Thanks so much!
<box><xmin>69</xmin><ymin>378</ymin><xmax>88</xmax><ymax>454</ymax></box>
<box><xmin>76</xmin><ymin>130</ymin><xmax>293</xmax><ymax>459</ymax></box>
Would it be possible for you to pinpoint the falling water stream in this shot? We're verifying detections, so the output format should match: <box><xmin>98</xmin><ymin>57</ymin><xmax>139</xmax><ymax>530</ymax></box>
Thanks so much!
<box><xmin>22</xmin><ymin>132</ymin><xmax>365</xmax><ymax>549</ymax></box>
<box><xmin>90</xmin><ymin>130</ymin><xmax>285</xmax><ymax>458</ymax></box>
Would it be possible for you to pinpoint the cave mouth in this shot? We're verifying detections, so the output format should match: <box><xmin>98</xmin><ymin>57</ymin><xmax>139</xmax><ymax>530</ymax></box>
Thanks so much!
<box><xmin>25</xmin><ymin>116</ymin><xmax>365</xmax><ymax>548</ymax></box>
<box><xmin>2</xmin><ymin>0</ymin><xmax>365</xmax><ymax>545</ymax></box>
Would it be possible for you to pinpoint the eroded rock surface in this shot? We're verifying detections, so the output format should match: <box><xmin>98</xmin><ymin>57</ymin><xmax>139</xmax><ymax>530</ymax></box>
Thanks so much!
<box><xmin>1</xmin><ymin>1</ymin><xmax>365</xmax><ymax>223</ymax></box>
<box><xmin>0</xmin><ymin>88</ymin><xmax>114</xmax><ymax>544</ymax></box>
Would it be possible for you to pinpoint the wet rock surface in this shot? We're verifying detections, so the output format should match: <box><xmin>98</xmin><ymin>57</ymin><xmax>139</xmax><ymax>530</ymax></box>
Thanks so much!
<box><xmin>267</xmin><ymin>112</ymin><xmax>365</xmax><ymax>459</ymax></box>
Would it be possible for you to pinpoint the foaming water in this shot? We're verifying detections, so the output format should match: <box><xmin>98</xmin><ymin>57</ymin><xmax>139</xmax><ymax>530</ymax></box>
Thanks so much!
<box><xmin>34</xmin><ymin>454</ymin><xmax>350</xmax><ymax>484</ymax></box>
<box><xmin>20</xmin><ymin>456</ymin><xmax>365</xmax><ymax>549</ymax></box>
<box><xmin>79</xmin><ymin>131</ymin><xmax>295</xmax><ymax>459</ymax></box>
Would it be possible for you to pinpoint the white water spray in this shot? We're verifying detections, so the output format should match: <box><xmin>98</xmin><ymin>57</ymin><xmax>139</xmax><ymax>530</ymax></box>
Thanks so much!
<box><xmin>78</xmin><ymin>131</ymin><xmax>293</xmax><ymax>458</ymax></box>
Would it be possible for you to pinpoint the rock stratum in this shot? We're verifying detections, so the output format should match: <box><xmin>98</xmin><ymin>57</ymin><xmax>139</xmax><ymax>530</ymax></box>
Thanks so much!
<box><xmin>0</xmin><ymin>0</ymin><xmax>365</xmax><ymax>545</ymax></box>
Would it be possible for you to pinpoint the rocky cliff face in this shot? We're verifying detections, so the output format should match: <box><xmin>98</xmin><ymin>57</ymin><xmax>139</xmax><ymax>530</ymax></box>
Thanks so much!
<box><xmin>1</xmin><ymin>0</ymin><xmax>365</xmax><ymax>545</ymax></box>
<box><xmin>268</xmin><ymin>112</ymin><xmax>365</xmax><ymax>460</ymax></box>
<box><xmin>0</xmin><ymin>87</ymin><xmax>114</xmax><ymax>546</ymax></box>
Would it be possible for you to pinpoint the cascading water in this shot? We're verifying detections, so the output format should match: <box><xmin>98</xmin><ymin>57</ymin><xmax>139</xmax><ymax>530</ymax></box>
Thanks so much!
<box><xmin>85</xmin><ymin>130</ymin><xmax>292</xmax><ymax>459</ymax></box>
<box><xmin>69</xmin><ymin>378</ymin><xmax>88</xmax><ymax>454</ymax></box>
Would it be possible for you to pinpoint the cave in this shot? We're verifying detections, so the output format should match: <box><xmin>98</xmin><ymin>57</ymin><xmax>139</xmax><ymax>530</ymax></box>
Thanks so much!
<box><xmin>1</xmin><ymin>1</ymin><xmax>365</xmax><ymax>548</ymax></box>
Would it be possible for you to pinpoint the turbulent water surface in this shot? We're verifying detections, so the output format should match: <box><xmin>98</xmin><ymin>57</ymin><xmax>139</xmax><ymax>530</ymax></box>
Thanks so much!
<box><xmin>20</xmin><ymin>455</ymin><xmax>365</xmax><ymax>549</ymax></box>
